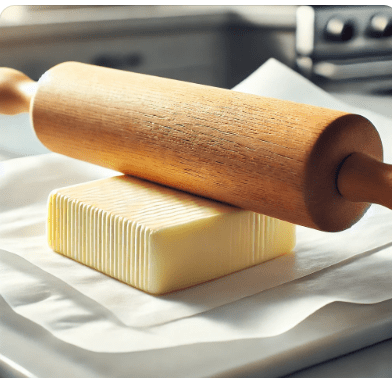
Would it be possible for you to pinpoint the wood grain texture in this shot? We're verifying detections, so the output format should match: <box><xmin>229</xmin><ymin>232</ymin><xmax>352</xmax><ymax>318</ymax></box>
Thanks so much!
<box><xmin>31</xmin><ymin>62</ymin><xmax>383</xmax><ymax>231</ymax></box>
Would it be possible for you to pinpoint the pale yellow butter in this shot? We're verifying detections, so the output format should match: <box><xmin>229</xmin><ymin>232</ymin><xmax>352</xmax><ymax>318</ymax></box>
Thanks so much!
<box><xmin>48</xmin><ymin>175</ymin><xmax>295</xmax><ymax>294</ymax></box>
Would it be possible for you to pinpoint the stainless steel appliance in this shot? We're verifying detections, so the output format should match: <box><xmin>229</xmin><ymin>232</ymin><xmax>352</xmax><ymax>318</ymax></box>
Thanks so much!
<box><xmin>1</xmin><ymin>6</ymin><xmax>392</xmax><ymax>93</ymax></box>
<box><xmin>296</xmin><ymin>5</ymin><xmax>392</xmax><ymax>93</ymax></box>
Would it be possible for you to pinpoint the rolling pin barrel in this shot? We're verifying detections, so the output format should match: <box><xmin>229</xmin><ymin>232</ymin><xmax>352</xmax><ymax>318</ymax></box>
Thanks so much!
<box><xmin>1</xmin><ymin>62</ymin><xmax>389</xmax><ymax>231</ymax></box>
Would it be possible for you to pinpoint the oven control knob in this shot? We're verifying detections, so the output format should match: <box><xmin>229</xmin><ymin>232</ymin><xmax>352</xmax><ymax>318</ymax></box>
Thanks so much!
<box><xmin>368</xmin><ymin>14</ymin><xmax>392</xmax><ymax>38</ymax></box>
<box><xmin>324</xmin><ymin>18</ymin><xmax>354</xmax><ymax>42</ymax></box>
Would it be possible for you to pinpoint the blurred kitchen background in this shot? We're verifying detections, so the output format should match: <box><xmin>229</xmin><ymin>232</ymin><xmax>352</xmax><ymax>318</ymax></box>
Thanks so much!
<box><xmin>1</xmin><ymin>5</ymin><xmax>392</xmax><ymax>158</ymax></box>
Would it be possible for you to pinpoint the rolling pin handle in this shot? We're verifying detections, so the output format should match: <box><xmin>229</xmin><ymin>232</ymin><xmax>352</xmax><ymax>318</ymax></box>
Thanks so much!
<box><xmin>337</xmin><ymin>152</ymin><xmax>392</xmax><ymax>210</ymax></box>
<box><xmin>0</xmin><ymin>68</ymin><xmax>37</xmax><ymax>115</ymax></box>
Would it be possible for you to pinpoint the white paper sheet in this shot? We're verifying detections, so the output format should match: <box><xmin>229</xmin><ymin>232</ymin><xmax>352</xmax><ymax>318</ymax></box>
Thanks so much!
<box><xmin>1</xmin><ymin>59</ymin><xmax>392</xmax><ymax>360</ymax></box>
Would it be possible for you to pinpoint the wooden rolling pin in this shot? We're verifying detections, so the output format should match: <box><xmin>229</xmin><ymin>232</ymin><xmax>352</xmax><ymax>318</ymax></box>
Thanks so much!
<box><xmin>1</xmin><ymin>62</ymin><xmax>391</xmax><ymax>232</ymax></box>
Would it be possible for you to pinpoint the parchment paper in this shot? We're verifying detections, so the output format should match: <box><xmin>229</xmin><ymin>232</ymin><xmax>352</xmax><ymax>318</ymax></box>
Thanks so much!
<box><xmin>1</xmin><ymin>59</ymin><xmax>392</xmax><ymax>364</ymax></box>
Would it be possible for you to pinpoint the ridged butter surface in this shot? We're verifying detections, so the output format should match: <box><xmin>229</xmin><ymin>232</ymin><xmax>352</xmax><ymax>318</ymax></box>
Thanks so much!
<box><xmin>48</xmin><ymin>175</ymin><xmax>295</xmax><ymax>294</ymax></box>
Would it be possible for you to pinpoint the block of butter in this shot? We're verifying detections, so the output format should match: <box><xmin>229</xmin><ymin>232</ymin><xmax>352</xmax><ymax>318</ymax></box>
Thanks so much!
<box><xmin>48</xmin><ymin>175</ymin><xmax>295</xmax><ymax>294</ymax></box>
